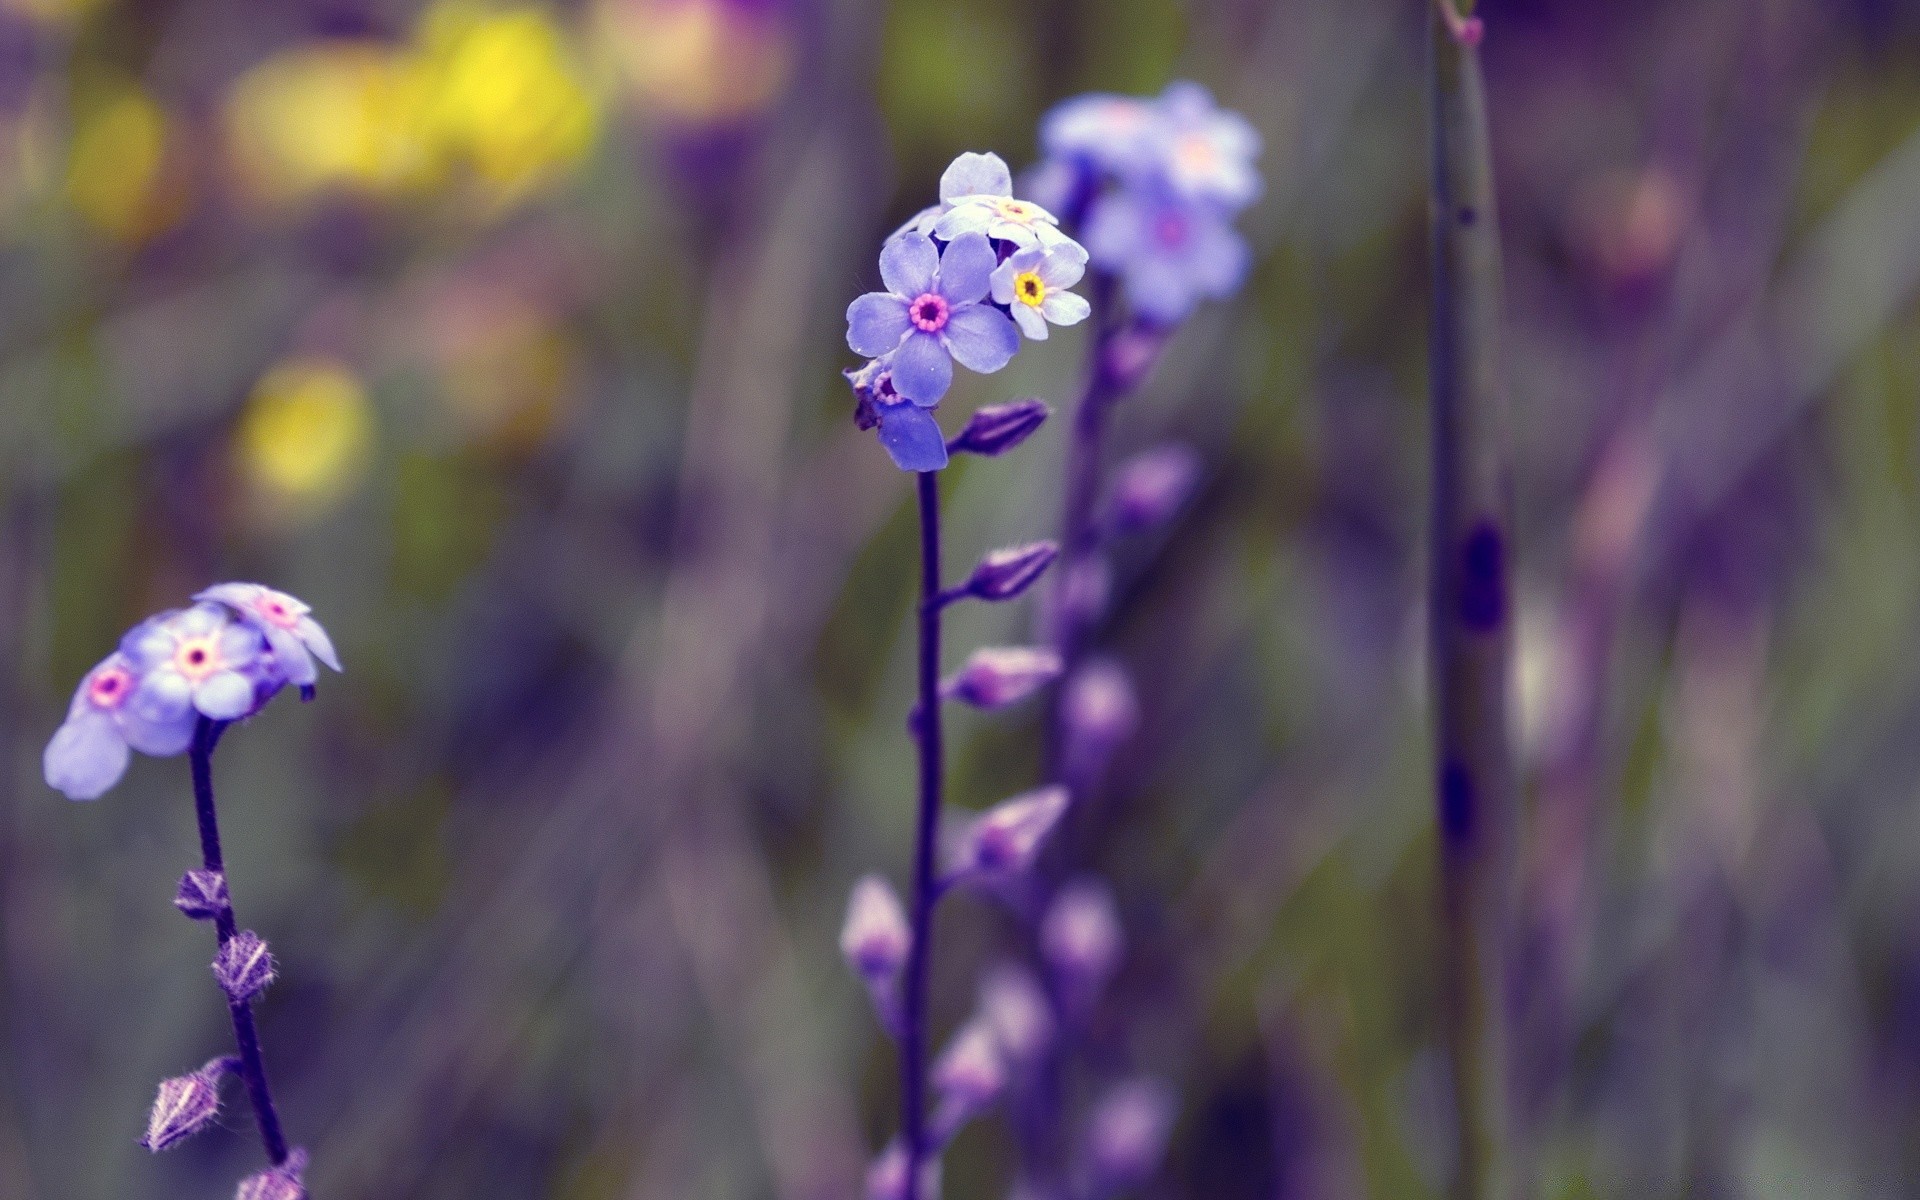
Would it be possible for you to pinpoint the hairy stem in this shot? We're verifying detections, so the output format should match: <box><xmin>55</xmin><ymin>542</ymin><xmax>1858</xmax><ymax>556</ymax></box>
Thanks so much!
<box><xmin>901</xmin><ymin>470</ymin><xmax>946</xmax><ymax>1199</ymax></box>
<box><xmin>189</xmin><ymin>717</ymin><xmax>291</xmax><ymax>1168</ymax></box>
<box><xmin>1428</xmin><ymin>3</ymin><xmax>1517</xmax><ymax>1198</ymax></box>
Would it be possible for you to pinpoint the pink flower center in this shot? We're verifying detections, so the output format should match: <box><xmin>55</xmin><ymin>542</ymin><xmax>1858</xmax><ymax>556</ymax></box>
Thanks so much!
<box><xmin>253</xmin><ymin>595</ymin><xmax>300</xmax><ymax>628</ymax></box>
<box><xmin>174</xmin><ymin>637</ymin><xmax>222</xmax><ymax>682</ymax></box>
<box><xmin>87</xmin><ymin>666</ymin><xmax>132</xmax><ymax>709</ymax></box>
<box><xmin>1153</xmin><ymin>210</ymin><xmax>1190</xmax><ymax>249</ymax></box>
<box><xmin>909</xmin><ymin>293</ymin><xmax>950</xmax><ymax>333</ymax></box>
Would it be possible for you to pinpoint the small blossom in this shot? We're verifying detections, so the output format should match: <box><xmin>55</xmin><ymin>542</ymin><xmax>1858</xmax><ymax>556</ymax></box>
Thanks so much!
<box><xmin>213</xmin><ymin>930</ymin><xmax>277</xmax><ymax>1004</ymax></box>
<box><xmin>1041</xmin><ymin>878</ymin><xmax>1124</xmax><ymax>1004</ymax></box>
<box><xmin>840</xmin><ymin>875</ymin><xmax>911</xmax><ymax>980</ymax></box>
<box><xmin>174</xmin><ymin>869</ymin><xmax>232</xmax><ymax>922</ymax></box>
<box><xmin>931</xmin><ymin>150</ymin><xmax>1073</xmax><ymax>250</ymax></box>
<box><xmin>949</xmin><ymin>786</ymin><xmax>1070</xmax><ymax>881</ymax></box>
<box><xmin>1082</xmin><ymin>1079</ymin><xmax>1176</xmax><ymax>1189</ymax></box>
<box><xmin>978</xmin><ymin>965</ymin><xmax>1054</xmax><ymax>1066</ymax></box>
<box><xmin>946</xmin><ymin>399</ymin><xmax>1049</xmax><ymax>458</ymax></box>
<box><xmin>961</xmin><ymin>542</ymin><xmax>1058</xmax><ymax>603</ymax></box>
<box><xmin>846</xmin><ymin>231</ymin><xmax>1020</xmax><ymax>406</ymax></box>
<box><xmin>1109</xmin><ymin>443</ymin><xmax>1202</xmax><ymax>534</ymax></box>
<box><xmin>43</xmin><ymin>653</ymin><xmax>144</xmax><ymax>801</ymax></box>
<box><xmin>866</xmin><ymin>1139</ymin><xmax>940</xmax><ymax>1200</ymax></box>
<box><xmin>196</xmin><ymin>583</ymin><xmax>341</xmax><ymax>691</ymax></box>
<box><xmin>141</xmin><ymin>1058</ymin><xmax>233</xmax><ymax>1152</ymax></box>
<box><xmin>1148</xmin><ymin>82</ymin><xmax>1263</xmax><ymax>209</ymax></box>
<box><xmin>932</xmin><ymin>1018</ymin><xmax>1006</xmax><ymax>1114</ymax></box>
<box><xmin>941</xmin><ymin>646</ymin><xmax>1063</xmax><ymax>709</ymax></box>
<box><xmin>1084</xmin><ymin>184</ymin><xmax>1249</xmax><ymax>325</ymax></box>
<box><xmin>1060</xmin><ymin>659</ymin><xmax>1140</xmax><ymax>778</ymax></box>
<box><xmin>235</xmin><ymin>1147</ymin><xmax>309</xmax><ymax>1200</ymax></box>
<box><xmin>847</xmin><ymin>358</ymin><xmax>949</xmax><ymax>473</ymax></box>
<box><xmin>120</xmin><ymin>604</ymin><xmax>277</xmax><ymax>724</ymax></box>
<box><xmin>990</xmin><ymin>243</ymin><xmax>1092</xmax><ymax>341</ymax></box>
<box><xmin>1040</xmin><ymin>93</ymin><xmax>1159</xmax><ymax>177</ymax></box>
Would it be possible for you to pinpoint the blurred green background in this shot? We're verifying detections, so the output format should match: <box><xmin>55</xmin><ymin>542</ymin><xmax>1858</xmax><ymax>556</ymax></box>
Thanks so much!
<box><xmin>7</xmin><ymin>0</ymin><xmax>1920</xmax><ymax>1196</ymax></box>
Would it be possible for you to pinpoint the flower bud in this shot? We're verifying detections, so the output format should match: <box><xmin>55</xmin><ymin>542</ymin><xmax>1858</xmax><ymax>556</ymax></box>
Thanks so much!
<box><xmin>947</xmin><ymin>399</ymin><xmax>1049</xmax><ymax>457</ymax></box>
<box><xmin>213</xmin><ymin>930</ymin><xmax>276</xmax><ymax>1004</ymax></box>
<box><xmin>1097</xmin><ymin>324</ymin><xmax>1169</xmax><ymax>391</ymax></box>
<box><xmin>1083</xmin><ymin>1079</ymin><xmax>1175</xmax><ymax>1189</ymax></box>
<box><xmin>141</xmin><ymin>1058</ymin><xmax>232</xmax><ymax>1152</ymax></box>
<box><xmin>949</xmin><ymin>787</ymin><xmax>1070</xmax><ymax>882</ymax></box>
<box><xmin>173</xmin><ymin>869</ymin><xmax>231</xmax><ymax>922</ymax></box>
<box><xmin>1060</xmin><ymin>659</ymin><xmax>1139</xmax><ymax>779</ymax></box>
<box><xmin>979</xmin><ymin>965</ymin><xmax>1053</xmax><ymax>1067</ymax></box>
<box><xmin>1041</xmin><ymin>878</ymin><xmax>1123</xmax><ymax>1005</ymax></box>
<box><xmin>866</xmin><ymin>1139</ymin><xmax>941</xmax><ymax>1200</ymax></box>
<box><xmin>839</xmin><ymin>876</ymin><xmax>910</xmax><ymax>980</ymax></box>
<box><xmin>933</xmin><ymin>1018</ymin><xmax>1006</xmax><ymax>1115</ymax></box>
<box><xmin>941</xmin><ymin>647</ymin><xmax>1063</xmax><ymax>709</ymax></box>
<box><xmin>1108</xmin><ymin>444</ymin><xmax>1201</xmax><ymax>533</ymax></box>
<box><xmin>236</xmin><ymin>1147</ymin><xmax>308</xmax><ymax>1200</ymax></box>
<box><xmin>1046</xmin><ymin>553</ymin><xmax>1111</xmax><ymax>639</ymax></box>
<box><xmin>962</xmin><ymin>542</ymin><xmax>1058</xmax><ymax>603</ymax></box>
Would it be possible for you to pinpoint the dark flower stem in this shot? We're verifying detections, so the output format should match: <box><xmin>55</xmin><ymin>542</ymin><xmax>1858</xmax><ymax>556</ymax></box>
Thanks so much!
<box><xmin>901</xmin><ymin>469</ymin><xmax>945</xmax><ymax>1200</ymax></box>
<box><xmin>1428</xmin><ymin>3</ymin><xmax>1517</xmax><ymax>1198</ymax></box>
<box><xmin>188</xmin><ymin>717</ymin><xmax>291</xmax><ymax>1168</ymax></box>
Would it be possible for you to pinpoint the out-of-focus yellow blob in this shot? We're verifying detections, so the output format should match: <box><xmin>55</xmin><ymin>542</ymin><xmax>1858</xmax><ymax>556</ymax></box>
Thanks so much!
<box><xmin>420</xmin><ymin>3</ymin><xmax>598</xmax><ymax>199</ymax></box>
<box><xmin>2</xmin><ymin>0</ymin><xmax>104</xmax><ymax>28</ymax></box>
<box><xmin>226</xmin><ymin>43</ymin><xmax>441</xmax><ymax>207</ymax></box>
<box><xmin>600</xmin><ymin>0</ymin><xmax>791</xmax><ymax>124</ymax></box>
<box><xmin>237</xmin><ymin>359</ymin><xmax>375</xmax><ymax>509</ymax></box>
<box><xmin>65</xmin><ymin>83</ymin><xmax>181</xmax><ymax>241</ymax></box>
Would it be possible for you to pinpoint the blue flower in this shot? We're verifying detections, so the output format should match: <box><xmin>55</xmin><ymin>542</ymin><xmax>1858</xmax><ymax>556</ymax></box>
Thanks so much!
<box><xmin>845</xmin><ymin>231</ymin><xmax>1019</xmax><ymax>406</ymax></box>
<box><xmin>1040</xmin><ymin>93</ymin><xmax>1159</xmax><ymax>177</ymax></box>
<box><xmin>1084</xmin><ymin>185</ymin><xmax>1249</xmax><ymax>325</ymax></box>
<box><xmin>892</xmin><ymin>151</ymin><xmax>1075</xmax><ymax>251</ymax></box>
<box><xmin>119</xmin><ymin>604</ymin><xmax>276</xmax><ymax>725</ymax></box>
<box><xmin>43</xmin><ymin>652</ymin><xmax>144</xmax><ymax>801</ymax></box>
<box><xmin>989</xmin><ymin>242</ymin><xmax>1091</xmax><ymax>341</ymax></box>
<box><xmin>1148</xmin><ymin>82</ymin><xmax>1262</xmax><ymax>209</ymax></box>
<box><xmin>196</xmin><ymin>583</ymin><xmax>341</xmax><ymax>691</ymax></box>
<box><xmin>846</xmin><ymin>358</ymin><xmax>949</xmax><ymax>473</ymax></box>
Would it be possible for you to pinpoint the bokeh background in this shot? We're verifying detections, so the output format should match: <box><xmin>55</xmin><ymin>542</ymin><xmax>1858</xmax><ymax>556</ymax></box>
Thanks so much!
<box><xmin>6</xmin><ymin>0</ymin><xmax>1920</xmax><ymax>1196</ymax></box>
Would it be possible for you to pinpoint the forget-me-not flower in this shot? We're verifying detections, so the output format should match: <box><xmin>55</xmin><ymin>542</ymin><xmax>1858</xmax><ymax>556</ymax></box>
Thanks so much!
<box><xmin>846</xmin><ymin>357</ymin><xmax>949</xmax><ymax>473</ymax></box>
<box><xmin>120</xmin><ymin>605</ymin><xmax>276</xmax><ymax>724</ymax></box>
<box><xmin>1040</xmin><ymin>93</ymin><xmax>1158</xmax><ymax>177</ymax></box>
<box><xmin>1084</xmin><ymin>183</ymin><xmax>1249</xmax><ymax>325</ymax></box>
<box><xmin>1148</xmin><ymin>82</ymin><xmax>1263</xmax><ymax>208</ymax></box>
<box><xmin>43</xmin><ymin>653</ymin><xmax>145</xmax><ymax>800</ymax></box>
<box><xmin>197</xmin><ymin>582</ymin><xmax>341</xmax><ymax>691</ymax></box>
<box><xmin>932</xmin><ymin>151</ymin><xmax>1073</xmax><ymax>249</ymax></box>
<box><xmin>846</xmin><ymin>231</ymin><xmax>1019</xmax><ymax>407</ymax></box>
<box><xmin>990</xmin><ymin>242</ymin><xmax>1092</xmax><ymax>341</ymax></box>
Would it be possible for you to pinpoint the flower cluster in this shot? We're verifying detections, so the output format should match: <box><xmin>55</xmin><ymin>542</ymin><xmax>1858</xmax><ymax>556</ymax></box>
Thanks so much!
<box><xmin>1030</xmin><ymin>82</ymin><xmax>1262</xmax><ymax>325</ymax></box>
<box><xmin>43</xmin><ymin>584</ymin><xmax>340</xmax><ymax>802</ymax></box>
<box><xmin>845</xmin><ymin>152</ymin><xmax>1091</xmax><ymax>472</ymax></box>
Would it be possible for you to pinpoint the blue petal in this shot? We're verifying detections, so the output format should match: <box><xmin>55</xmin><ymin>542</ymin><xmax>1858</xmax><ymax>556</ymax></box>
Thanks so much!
<box><xmin>847</xmin><ymin>293</ymin><xmax>912</xmax><ymax>356</ymax></box>
<box><xmin>194</xmin><ymin>671</ymin><xmax>256</xmax><ymax>720</ymax></box>
<box><xmin>936</xmin><ymin>233</ymin><xmax>997</xmax><ymax>306</ymax></box>
<box><xmin>875</xmin><ymin>404</ymin><xmax>949</xmax><ymax>472</ymax></box>
<box><xmin>122</xmin><ymin>671</ymin><xmax>195</xmax><ymax>756</ymax></box>
<box><xmin>938</xmin><ymin>151</ymin><xmax>1012</xmax><ymax>204</ymax></box>
<box><xmin>942</xmin><ymin>305</ymin><xmax>1020</xmax><ymax>374</ymax></box>
<box><xmin>44</xmin><ymin>711</ymin><xmax>130</xmax><ymax>801</ymax></box>
<box><xmin>890</xmin><ymin>332</ymin><xmax>953</xmax><ymax>406</ymax></box>
<box><xmin>296</xmin><ymin>615</ymin><xmax>341</xmax><ymax>672</ymax></box>
<box><xmin>1189</xmin><ymin>218</ymin><xmax>1251</xmax><ymax>296</ymax></box>
<box><xmin>879</xmin><ymin>233</ymin><xmax>939</xmax><ymax>297</ymax></box>
<box><xmin>263</xmin><ymin>624</ymin><xmax>316</xmax><ymax>687</ymax></box>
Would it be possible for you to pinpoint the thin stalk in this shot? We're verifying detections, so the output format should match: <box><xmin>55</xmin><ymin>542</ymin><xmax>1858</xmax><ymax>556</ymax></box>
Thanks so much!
<box><xmin>901</xmin><ymin>469</ymin><xmax>945</xmax><ymax>1200</ymax></box>
<box><xmin>1428</xmin><ymin>3</ymin><xmax>1516</xmax><ymax>1199</ymax></box>
<box><xmin>189</xmin><ymin>717</ymin><xmax>291</xmax><ymax>1168</ymax></box>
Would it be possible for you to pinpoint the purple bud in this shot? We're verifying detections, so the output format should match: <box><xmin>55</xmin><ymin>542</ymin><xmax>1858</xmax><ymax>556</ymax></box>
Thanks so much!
<box><xmin>949</xmin><ymin>787</ymin><xmax>1070</xmax><ymax>881</ymax></box>
<box><xmin>1108</xmin><ymin>444</ymin><xmax>1201</xmax><ymax>533</ymax></box>
<box><xmin>947</xmin><ymin>399</ymin><xmax>1050</xmax><ymax>457</ymax></box>
<box><xmin>979</xmin><ymin>965</ymin><xmax>1053</xmax><ymax>1066</ymax></box>
<box><xmin>933</xmin><ymin>1018</ymin><xmax>1007</xmax><ymax>1117</ymax></box>
<box><xmin>866</xmin><ymin>1139</ymin><xmax>941</xmax><ymax>1200</ymax></box>
<box><xmin>1083</xmin><ymin>1079</ymin><xmax>1176</xmax><ymax>1189</ymax></box>
<box><xmin>213</xmin><ymin>930</ymin><xmax>276</xmax><ymax>1004</ymax></box>
<box><xmin>1097</xmin><ymin>324</ymin><xmax>1169</xmax><ymax>392</ymax></box>
<box><xmin>1041</xmin><ymin>878</ymin><xmax>1124</xmax><ymax>1005</ymax></box>
<box><xmin>962</xmin><ymin>542</ymin><xmax>1058</xmax><ymax>603</ymax></box>
<box><xmin>236</xmin><ymin>1147</ymin><xmax>308</xmax><ymax>1200</ymax></box>
<box><xmin>839</xmin><ymin>876</ymin><xmax>911</xmax><ymax>980</ymax></box>
<box><xmin>941</xmin><ymin>647</ymin><xmax>1064</xmax><ymax>709</ymax></box>
<box><xmin>1046</xmin><ymin>554</ymin><xmax>1112</xmax><ymax>639</ymax></box>
<box><xmin>141</xmin><ymin>1058</ymin><xmax>232</xmax><ymax>1152</ymax></box>
<box><xmin>1061</xmin><ymin>660</ymin><xmax>1140</xmax><ymax>778</ymax></box>
<box><xmin>173</xmin><ymin>869</ymin><xmax>231</xmax><ymax>922</ymax></box>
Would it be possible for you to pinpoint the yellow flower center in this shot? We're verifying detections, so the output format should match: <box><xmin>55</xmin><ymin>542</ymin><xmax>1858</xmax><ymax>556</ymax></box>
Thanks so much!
<box><xmin>174</xmin><ymin>636</ymin><xmax>223</xmax><ymax>681</ymax></box>
<box><xmin>1174</xmin><ymin>133</ymin><xmax>1218</xmax><ymax>174</ymax></box>
<box><xmin>995</xmin><ymin>198</ymin><xmax>1032</xmax><ymax>221</ymax></box>
<box><xmin>1014</xmin><ymin>271</ymin><xmax>1046</xmax><ymax>307</ymax></box>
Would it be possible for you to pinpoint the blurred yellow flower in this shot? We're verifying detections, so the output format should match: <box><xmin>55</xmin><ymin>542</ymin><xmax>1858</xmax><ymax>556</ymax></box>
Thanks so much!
<box><xmin>419</xmin><ymin>2</ymin><xmax>598</xmax><ymax>199</ymax></box>
<box><xmin>226</xmin><ymin>43</ymin><xmax>441</xmax><ymax>207</ymax></box>
<box><xmin>2</xmin><ymin>0</ymin><xmax>104</xmax><ymax>27</ymax></box>
<box><xmin>600</xmin><ymin>0</ymin><xmax>791</xmax><ymax>124</ymax></box>
<box><xmin>236</xmin><ymin>359</ymin><xmax>375</xmax><ymax>509</ymax></box>
<box><xmin>65</xmin><ymin>81</ymin><xmax>183</xmax><ymax>242</ymax></box>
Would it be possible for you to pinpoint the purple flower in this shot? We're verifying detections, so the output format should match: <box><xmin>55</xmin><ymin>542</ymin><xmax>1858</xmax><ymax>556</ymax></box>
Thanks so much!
<box><xmin>1148</xmin><ymin>82</ymin><xmax>1263</xmax><ymax>209</ymax></box>
<box><xmin>846</xmin><ymin>231</ymin><xmax>1020</xmax><ymax>406</ymax></box>
<box><xmin>1041</xmin><ymin>93</ymin><xmax>1159</xmax><ymax>177</ymax></box>
<box><xmin>866</xmin><ymin>1140</ymin><xmax>941</xmax><ymax>1200</ymax></box>
<box><xmin>933</xmin><ymin>151</ymin><xmax>1073</xmax><ymax>250</ymax></box>
<box><xmin>1084</xmin><ymin>184</ymin><xmax>1249</xmax><ymax>325</ymax></box>
<box><xmin>1108</xmin><ymin>443</ymin><xmax>1202</xmax><ymax>532</ymax></box>
<box><xmin>141</xmin><ymin>1058</ymin><xmax>232</xmax><ymax>1152</ymax></box>
<box><xmin>196</xmin><ymin>583</ymin><xmax>341</xmax><ymax>691</ymax></box>
<box><xmin>948</xmin><ymin>786</ymin><xmax>1071</xmax><ymax>882</ymax></box>
<box><xmin>941</xmin><ymin>646</ymin><xmax>1064</xmax><ymax>709</ymax></box>
<box><xmin>990</xmin><ymin>243</ymin><xmax>1092</xmax><ymax>341</ymax></box>
<box><xmin>43</xmin><ymin>653</ymin><xmax>145</xmax><ymax>801</ymax></box>
<box><xmin>840</xmin><ymin>875</ymin><xmax>911</xmax><ymax>980</ymax></box>
<box><xmin>959</xmin><ymin>542</ymin><xmax>1058</xmax><ymax>603</ymax></box>
<box><xmin>1082</xmin><ymin>1079</ymin><xmax>1176</xmax><ymax>1189</ymax></box>
<box><xmin>120</xmin><ymin>604</ymin><xmax>277</xmax><ymax>725</ymax></box>
<box><xmin>846</xmin><ymin>358</ymin><xmax>949</xmax><ymax>473</ymax></box>
<box><xmin>932</xmin><ymin>1017</ymin><xmax>1007</xmax><ymax>1123</ymax></box>
<box><xmin>1060</xmin><ymin>659</ymin><xmax>1140</xmax><ymax>779</ymax></box>
<box><xmin>1041</xmin><ymin>878</ymin><xmax>1124</xmax><ymax>1006</ymax></box>
<box><xmin>978</xmin><ymin>965</ymin><xmax>1054</xmax><ymax>1067</ymax></box>
<box><xmin>946</xmin><ymin>398</ymin><xmax>1050</xmax><ymax>458</ymax></box>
